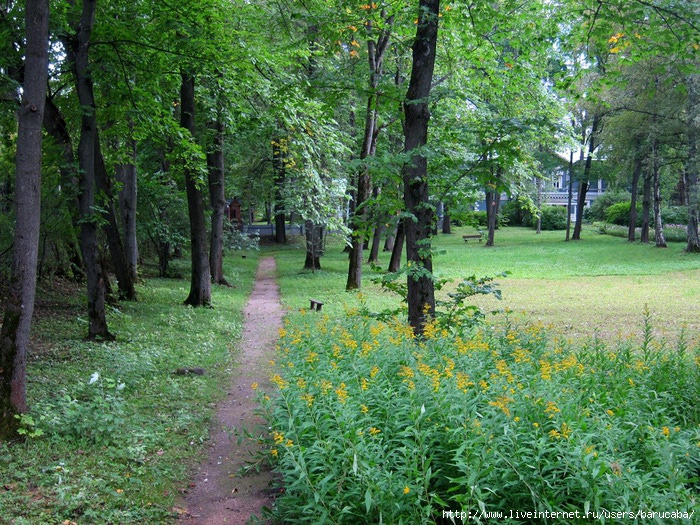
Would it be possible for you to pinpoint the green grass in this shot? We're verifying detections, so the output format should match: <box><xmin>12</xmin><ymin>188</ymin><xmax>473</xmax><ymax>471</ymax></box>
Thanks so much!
<box><xmin>0</xmin><ymin>251</ymin><xmax>259</xmax><ymax>524</ymax></box>
<box><xmin>270</xmin><ymin>226</ymin><xmax>700</xmax><ymax>341</ymax></box>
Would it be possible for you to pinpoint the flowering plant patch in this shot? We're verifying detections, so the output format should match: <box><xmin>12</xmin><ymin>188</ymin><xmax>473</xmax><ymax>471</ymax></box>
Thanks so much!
<box><xmin>258</xmin><ymin>311</ymin><xmax>700</xmax><ymax>523</ymax></box>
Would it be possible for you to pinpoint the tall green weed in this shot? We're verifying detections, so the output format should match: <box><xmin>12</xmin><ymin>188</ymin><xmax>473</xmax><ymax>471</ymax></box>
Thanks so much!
<box><xmin>260</xmin><ymin>311</ymin><xmax>700</xmax><ymax>523</ymax></box>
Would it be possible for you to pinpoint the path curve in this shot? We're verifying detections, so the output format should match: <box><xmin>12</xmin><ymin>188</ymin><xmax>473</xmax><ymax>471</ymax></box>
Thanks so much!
<box><xmin>179</xmin><ymin>256</ymin><xmax>283</xmax><ymax>524</ymax></box>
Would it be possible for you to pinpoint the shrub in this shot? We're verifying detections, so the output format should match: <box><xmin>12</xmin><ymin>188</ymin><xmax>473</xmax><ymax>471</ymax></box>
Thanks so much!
<box><xmin>500</xmin><ymin>200</ymin><xmax>530</xmax><ymax>227</ymax></box>
<box><xmin>537</xmin><ymin>206</ymin><xmax>567</xmax><ymax>230</ymax></box>
<box><xmin>662</xmin><ymin>206</ymin><xmax>688</xmax><ymax>226</ymax></box>
<box><xmin>463</xmin><ymin>210</ymin><xmax>488</xmax><ymax>228</ymax></box>
<box><xmin>588</xmin><ymin>192</ymin><xmax>631</xmax><ymax>222</ymax></box>
<box><xmin>260</xmin><ymin>312</ymin><xmax>700</xmax><ymax>523</ymax></box>
<box><xmin>605</xmin><ymin>201</ymin><xmax>642</xmax><ymax>226</ymax></box>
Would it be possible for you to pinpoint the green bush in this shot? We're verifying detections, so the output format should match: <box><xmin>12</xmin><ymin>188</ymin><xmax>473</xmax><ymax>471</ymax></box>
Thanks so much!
<box><xmin>538</xmin><ymin>206</ymin><xmax>567</xmax><ymax>230</ymax></box>
<box><xmin>463</xmin><ymin>210</ymin><xmax>488</xmax><ymax>228</ymax></box>
<box><xmin>588</xmin><ymin>192</ymin><xmax>631</xmax><ymax>222</ymax></box>
<box><xmin>605</xmin><ymin>201</ymin><xmax>642</xmax><ymax>226</ymax></box>
<box><xmin>500</xmin><ymin>200</ymin><xmax>530</xmax><ymax>227</ymax></box>
<box><xmin>662</xmin><ymin>206</ymin><xmax>688</xmax><ymax>226</ymax></box>
<box><xmin>260</xmin><ymin>313</ymin><xmax>700</xmax><ymax>523</ymax></box>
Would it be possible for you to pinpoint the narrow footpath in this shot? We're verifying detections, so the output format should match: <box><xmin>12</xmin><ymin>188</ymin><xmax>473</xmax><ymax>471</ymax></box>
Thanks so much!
<box><xmin>179</xmin><ymin>256</ymin><xmax>283</xmax><ymax>524</ymax></box>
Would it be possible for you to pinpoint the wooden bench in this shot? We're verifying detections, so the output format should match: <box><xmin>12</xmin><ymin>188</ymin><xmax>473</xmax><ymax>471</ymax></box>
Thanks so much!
<box><xmin>309</xmin><ymin>298</ymin><xmax>324</xmax><ymax>311</ymax></box>
<box><xmin>463</xmin><ymin>234</ymin><xmax>483</xmax><ymax>243</ymax></box>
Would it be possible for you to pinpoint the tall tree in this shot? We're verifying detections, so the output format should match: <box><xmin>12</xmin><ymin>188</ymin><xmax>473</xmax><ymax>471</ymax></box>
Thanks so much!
<box><xmin>180</xmin><ymin>72</ymin><xmax>212</xmax><ymax>307</ymax></box>
<box><xmin>402</xmin><ymin>0</ymin><xmax>439</xmax><ymax>335</ymax></box>
<box><xmin>572</xmin><ymin>112</ymin><xmax>601</xmax><ymax>240</ymax></box>
<box><xmin>0</xmin><ymin>0</ymin><xmax>49</xmax><ymax>439</ymax></box>
<box><xmin>346</xmin><ymin>7</ymin><xmax>394</xmax><ymax>290</ymax></box>
<box><xmin>207</xmin><ymin>113</ymin><xmax>229</xmax><ymax>286</ymax></box>
<box><xmin>65</xmin><ymin>0</ymin><xmax>114</xmax><ymax>340</ymax></box>
<box><xmin>686</xmin><ymin>73</ymin><xmax>700</xmax><ymax>252</ymax></box>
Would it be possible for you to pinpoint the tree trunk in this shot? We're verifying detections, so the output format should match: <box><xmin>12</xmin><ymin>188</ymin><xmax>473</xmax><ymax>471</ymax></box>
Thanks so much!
<box><xmin>272</xmin><ymin>136</ymin><xmax>287</xmax><ymax>244</ymax></box>
<box><xmin>651</xmin><ymin>139</ymin><xmax>667</xmax><ymax>248</ymax></box>
<box><xmin>368</xmin><ymin>222</ymin><xmax>384</xmax><ymax>264</ymax></box>
<box><xmin>116</xmin><ymin>139</ymin><xmax>138</xmax><ymax>286</ymax></box>
<box><xmin>485</xmin><ymin>186</ymin><xmax>500</xmax><ymax>247</ymax></box>
<box><xmin>572</xmin><ymin>114</ymin><xmax>600</xmax><ymax>241</ymax></box>
<box><xmin>346</xmin><ymin>164</ymin><xmax>371</xmax><ymax>289</ymax></box>
<box><xmin>388</xmin><ymin>217</ymin><xmax>404</xmax><ymax>272</ymax></box>
<box><xmin>565</xmin><ymin>150</ymin><xmax>574</xmax><ymax>241</ymax></box>
<box><xmin>535</xmin><ymin>175</ymin><xmax>542</xmax><ymax>234</ymax></box>
<box><xmin>207</xmin><ymin>117</ymin><xmax>229</xmax><ymax>286</ymax></box>
<box><xmin>442</xmin><ymin>204</ymin><xmax>451</xmax><ymax>234</ymax></box>
<box><xmin>304</xmin><ymin>221</ymin><xmax>323</xmax><ymax>271</ymax></box>
<box><xmin>640</xmin><ymin>169</ymin><xmax>652</xmax><ymax>243</ymax></box>
<box><xmin>686</xmin><ymin>75</ymin><xmax>700</xmax><ymax>253</ymax></box>
<box><xmin>66</xmin><ymin>0</ymin><xmax>114</xmax><ymax>340</ymax></box>
<box><xmin>180</xmin><ymin>72</ymin><xmax>212</xmax><ymax>306</ymax></box>
<box><xmin>95</xmin><ymin>131</ymin><xmax>136</xmax><ymax>300</ymax></box>
<box><xmin>402</xmin><ymin>0</ymin><xmax>439</xmax><ymax>335</ymax></box>
<box><xmin>627</xmin><ymin>150</ymin><xmax>643</xmax><ymax>242</ymax></box>
<box><xmin>0</xmin><ymin>0</ymin><xmax>49</xmax><ymax>439</ymax></box>
<box><xmin>43</xmin><ymin>97</ymin><xmax>84</xmax><ymax>281</ymax></box>
<box><xmin>346</xmin><ymin>18</ymin><xmax>392</xmax><ymax>290</ymax></box>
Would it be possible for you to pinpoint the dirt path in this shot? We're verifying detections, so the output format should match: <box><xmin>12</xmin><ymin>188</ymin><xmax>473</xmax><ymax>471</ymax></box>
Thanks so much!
<box><xmin>179</xmin><ymin>256</ymin><xmax>283</xmax><ymax>524</ymax></box>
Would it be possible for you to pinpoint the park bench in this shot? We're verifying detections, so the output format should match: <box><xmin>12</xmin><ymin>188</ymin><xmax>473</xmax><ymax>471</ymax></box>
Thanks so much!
<box><xmin>309</xmin><ymin>298</ymin><xmax>324</xmax><ymax>311</ymax></box>
<box><xmin>462</xmin><ymin>233</ymin><xmax>483</xmax><ymax>243</ymax></box>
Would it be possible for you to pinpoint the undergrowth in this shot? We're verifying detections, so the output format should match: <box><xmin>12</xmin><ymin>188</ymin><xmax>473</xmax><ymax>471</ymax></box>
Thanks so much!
<box><xmin>0</xmin><ymin>254</ymin><xmax>258</xmax><ymax>524</ymax></box>
<box><xmin>259</xmin><ymin>309</ymin><xmax>700</xmax><ymax>524</ymax></box>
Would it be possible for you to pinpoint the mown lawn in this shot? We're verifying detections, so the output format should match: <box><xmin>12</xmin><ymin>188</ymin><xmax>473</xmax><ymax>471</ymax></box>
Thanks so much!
<box><xmin>271</xmin><ymin>226</ymin><xmax>700</xmax><ymax>342</ymax></box>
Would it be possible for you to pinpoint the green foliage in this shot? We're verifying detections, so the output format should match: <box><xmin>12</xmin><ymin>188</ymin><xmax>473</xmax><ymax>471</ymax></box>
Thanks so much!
<box><xmin>0</xmin><ymin>255</ymin><xmax>259</xmax><ymax>523</ymax></box>
<box><xmin>261</xmin><ymin>312</ymin><xmax>700</xmax><ymax>523</ymax></box>
<box><xmin>500</xmin><ymin>199</ymin><xmax>530</xmax><ymax>227</ymax></box>
<box><xmin>225</xmin><ymin>228</ymin><xmax>259</xmax><ymax>251</ymax></box>
<box><xmin>588</xmin><ymin>192</ymin><xmax>632</xmax><ymax>222</ymax></box>
<box><xmin>662</xmin><ymin>206</ymin><xmax>688</xmax><ymax>226</ymax></box>
<box><xmin>371</xmin><ymin>267</ymin><xmax>506</xmax><ymax>336</ymax></box>
<box><xmin>462</xmin><ymin>210</ymin><xmax>488</xmax><ymax>228</ymax></box>
<box><xmin>538</xmin><ymin>206</ymin><xmax>567</xmax><ymax>230</ymax></box>
<box><xmin>435</xmin><ymin>273</ymin><xmax>507</xmax><ymax>335</ymax></box>
<box><xmin>27</xmin><ymin>373</ymin><xmax>127</xmax><ymax>445</ymax></box>
<box><xmin>606</xmin><ymin>201</ymin><xmax>640</xmax><ymax>226</ymax></box>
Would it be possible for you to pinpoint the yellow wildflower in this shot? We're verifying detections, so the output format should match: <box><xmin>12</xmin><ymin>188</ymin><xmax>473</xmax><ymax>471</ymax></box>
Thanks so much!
<box><xmin>540</xmin><ymin>359</ymin><xmax>553</xmax><ymax>381</ymax></box>
<box><xmin>545</xmin><ymin>401</ymin><xmax>560</xmax><ymax>418</ymax></box>
<box><xmin>455</xmin><ymin>372</ymin><xmax>474</xmax><ymax>393</ymax></box>
<box><xmin>301</xmin><ymin>393</ymin><xmax>314</xmax><ymax>407</ymax></box>
<box><xmin>403</xmin><ymin>486</ymin><xmax>410</xmax><ymax>494</ymax></box>
<box><xmin>270</xmin><ymin>374</ymin><xmax>288</xmax><ymax>390</ymax></box>
<box><xmin>335</xmin><ymin>383</ymin><xmax>349</xmax><ymax>404</ymax></box>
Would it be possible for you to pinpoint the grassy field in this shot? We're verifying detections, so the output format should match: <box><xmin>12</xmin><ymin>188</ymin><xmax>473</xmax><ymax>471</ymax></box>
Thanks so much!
<box><xmin>270</xmin><ymin>226</ymin><xmax>700</xmax><ymax>342</ymax></box>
